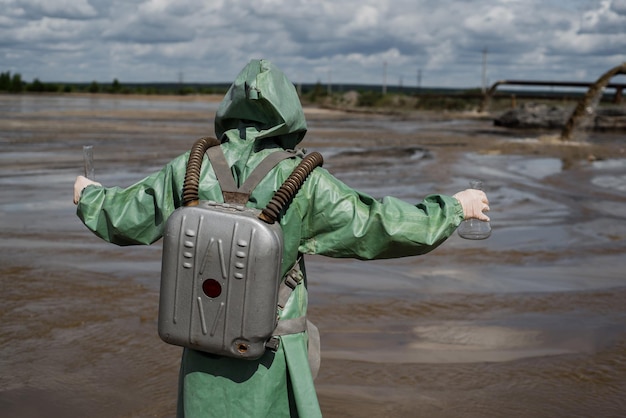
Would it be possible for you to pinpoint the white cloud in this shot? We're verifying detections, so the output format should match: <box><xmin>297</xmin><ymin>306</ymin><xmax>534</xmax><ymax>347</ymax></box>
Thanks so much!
<box><xmin>580</xmin><ymin>0</ymin><xmax>626</xmax><ymax>34</ymax></box>
<box><xmin>611</xmin><ymin>0</ymin><xmax>626</xmax><ymax>14</ymax></box>
<box><xmin>5</xmin><ymin>16</ymin><xmax>90</xmax><ymax>44</ymax></box>
<box><xmin>464</xmin><ymin>6</ymin><xmax>517</xmax><ymax>37</ymax></box>
<box><xmin>350</xmin><ymin>5</ymin><xmax>382</xmax><ymax>30</ymax></box>
<box><xmin>3</xmin><ymin>0</ymin><xmax>98</xmax><ymax>20</ymax></box>
<box><xmin>102</xmin><ymin>15</ymin><xmax>196</xmax><ymax>44</ymax></box>
<box><xmin>0</xmin><ymin>0</ymin><xmax>624</xmax><ymax>86</ymax></box>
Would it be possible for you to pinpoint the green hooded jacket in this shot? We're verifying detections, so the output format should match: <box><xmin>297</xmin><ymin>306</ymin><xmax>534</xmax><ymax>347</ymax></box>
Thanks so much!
<box><xmin>76</xmin><ymin>59</ymin><xmax>464</xmax><ymax>417</ymax></box>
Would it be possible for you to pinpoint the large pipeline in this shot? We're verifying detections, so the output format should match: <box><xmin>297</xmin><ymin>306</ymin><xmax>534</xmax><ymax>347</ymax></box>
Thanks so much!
<box><xmin>560</xmin><ymin>63</ymin><xmax>626</xmax><ymax>141</ymax></box>
<box><xmin>479</xmin><ymin>79</ymin><xmax>625</xmax><ymax>113</ymax></box>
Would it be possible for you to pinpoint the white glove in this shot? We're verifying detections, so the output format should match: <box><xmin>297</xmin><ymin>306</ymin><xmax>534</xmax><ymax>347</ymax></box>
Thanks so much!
<box><xmin>73</xmin><ymin>175</ymin><xmax>102</xmax><ymax>205</ymax></box>
<box><xmin>453</xmin><ymin>189</ymin><xmax>490</xmax><ymax>221</ymax></box>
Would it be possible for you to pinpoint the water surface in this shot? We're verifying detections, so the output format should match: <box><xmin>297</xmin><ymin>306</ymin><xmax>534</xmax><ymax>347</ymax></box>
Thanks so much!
<box><xmin>1</xmin><ymin>94</ymin><xmax>625</xmax><ymax>417</ymax></box>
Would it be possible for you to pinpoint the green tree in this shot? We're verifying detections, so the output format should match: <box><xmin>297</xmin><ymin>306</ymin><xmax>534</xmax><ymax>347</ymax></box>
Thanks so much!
<box><xmin>357</xmin><ymin>90</ymin><xmax>382</xmax><ymax>107</ymax></box>
<box><xmin>111</xmin><ymin>78</ymin><xmax>121</xmax><ymax>93</ymax></box>
<box><xmin>9</xmin><ymin>73</ymin><xmax>23</xmax><ymax>93</ymax></box>
<box><xmin>29</xmin><ymin>78</ymin><xmax>45</xmax><ymax>92</ymax></box>
<box><xmin>0</xmin><ymin>71</ymin><xmax>10</xmax><ymax>91</ymax></box>
<box><xmin>307</xmin><ymin>81</ymin><xmax>326</xmax><ymax>102</ymax></box>
<box><xmin>89</xmin><ymin>80</ymin><xmax>100</xmax><ymax>93</ymax></box>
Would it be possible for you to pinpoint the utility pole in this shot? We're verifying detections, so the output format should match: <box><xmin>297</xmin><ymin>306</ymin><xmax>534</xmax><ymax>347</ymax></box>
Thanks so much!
<box><xmin>482</xmin><ymin>47</ymin><xmax>488</xmax><ymax>93</ymax></box>
<box><xmin>327</xmin><ymin>68</ymin><xmax>332</xmax><ymax>96</ymax></box>
<box><xmin>382</xmin><ymin>61</ymin><xmax>387</xmax><ymax>95</ymax></box>
<box><xmin>417</xmin><ymin>68</ymin><xmax>422</xmax><ymax>92</ymax></box>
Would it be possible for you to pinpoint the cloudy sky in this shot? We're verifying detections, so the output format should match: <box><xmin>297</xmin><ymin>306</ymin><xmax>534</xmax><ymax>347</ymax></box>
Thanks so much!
<box><xmin>1</xmin><ymin>0</ymin><xmax>626</xmax><ymax>88</ymax></box>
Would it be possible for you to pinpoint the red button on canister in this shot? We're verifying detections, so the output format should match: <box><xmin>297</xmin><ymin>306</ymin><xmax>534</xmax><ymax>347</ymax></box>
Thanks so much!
<box><xmin>202</xmin><ymin>279</ymin><xmax>222</xmax><ymax>298</ymax></box>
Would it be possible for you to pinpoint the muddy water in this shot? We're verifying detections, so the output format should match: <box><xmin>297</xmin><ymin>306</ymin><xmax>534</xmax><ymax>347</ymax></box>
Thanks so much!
<box><xmin>1</xmin><ymin>94</ymin><xmax>625</xmax><ymax>417</ymax></box>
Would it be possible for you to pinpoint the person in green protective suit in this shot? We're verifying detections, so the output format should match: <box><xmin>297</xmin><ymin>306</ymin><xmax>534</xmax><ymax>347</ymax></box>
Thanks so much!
<box><xmin>73</xmin><ymin>59</ymin><xmax>490</xmax><ymax>418</ymax></box>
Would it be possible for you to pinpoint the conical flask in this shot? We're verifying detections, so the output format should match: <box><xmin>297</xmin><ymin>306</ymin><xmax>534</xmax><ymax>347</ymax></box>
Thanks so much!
<box><xmin>457</xmin><ymin>180</ymin><xmax>491</xmax><ymax>240</ymax></box>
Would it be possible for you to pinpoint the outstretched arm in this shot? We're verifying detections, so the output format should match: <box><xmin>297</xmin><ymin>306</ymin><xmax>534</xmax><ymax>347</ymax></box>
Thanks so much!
<box><xmin>73</xmin><ymin>155</ymin><xmax>187</xmax><ymax>246</ymax></box>
<box><xmin>298</xmin><ymin>169</ymin><xmax>468</xmax><ymax>260</ymax></box>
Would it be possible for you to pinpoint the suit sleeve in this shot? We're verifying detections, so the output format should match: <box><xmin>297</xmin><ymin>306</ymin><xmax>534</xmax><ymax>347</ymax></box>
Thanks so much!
<box><xmin>298</xmin><ymin>169</ymin><xmax>464</xmax><ymax>259</ymax></box>
<box><xmin>76</xmin><ymin>155</ymin><xmax>186</xmax><ymax>246</ymax></box>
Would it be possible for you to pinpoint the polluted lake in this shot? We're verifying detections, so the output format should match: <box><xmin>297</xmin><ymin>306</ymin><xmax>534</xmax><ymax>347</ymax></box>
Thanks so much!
<box><xmin>1</xmin><ymin>94</ymin><xmax>625</xmax><ymax>418</ymax></box>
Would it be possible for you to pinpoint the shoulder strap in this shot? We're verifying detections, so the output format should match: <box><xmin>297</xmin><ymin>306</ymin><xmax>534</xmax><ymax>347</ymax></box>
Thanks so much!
<box><xmin>266</xmin><ymin>260</ymin><xmax>321</xmax><ymax>379</ymax></box>
<box><xmin>206</xmin><ymin>146</ymin><xmax>296</xmax><ymax>204</ymax></box>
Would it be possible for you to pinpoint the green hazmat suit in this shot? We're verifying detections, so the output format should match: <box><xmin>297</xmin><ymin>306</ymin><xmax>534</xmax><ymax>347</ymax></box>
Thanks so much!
<box><xmin>76</xmin><ymin>59</ymin><xmax>465</xmax><ymax>417</ymax></box>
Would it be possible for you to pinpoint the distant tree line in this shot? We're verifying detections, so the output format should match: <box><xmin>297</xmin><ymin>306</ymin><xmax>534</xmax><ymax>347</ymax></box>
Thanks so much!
<box><xmin>0</xmin><ymin>71</ymin><xmax>231</xmax><ymax>95</ymax></box>
<box><xmin>2</xmin><ymin>70</ymin><xmax>600</xmax><ymax>113</ymax></box>
<box><xmin>0</xmin><ymin>71</ymin><xmax>25</xmax><ymax>93</ymax></box>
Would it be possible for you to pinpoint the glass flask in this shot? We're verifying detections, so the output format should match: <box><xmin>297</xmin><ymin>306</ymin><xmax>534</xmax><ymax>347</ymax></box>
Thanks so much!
<box><xmin>83</xmin><ymin>145</ymin><xmax>95</xmax><ymax>180</ymax></box>
<box><xmin>457</xmin><ymin>180</ymin><xmax>491</xmax><ymax>240</ymax></box>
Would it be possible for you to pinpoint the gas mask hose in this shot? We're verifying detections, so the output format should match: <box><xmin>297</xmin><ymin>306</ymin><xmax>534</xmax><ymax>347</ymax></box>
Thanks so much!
<box><xmin>259</xmin><ymin>151</ymin><xmax>323</xmax><ymax>224</ymax></box>
<box><xmin>182</xmin><ymin>137</ymin><xmax>221</xmax><ymax>206</ymax></box>
<box><xmin>181</xmin><ymin>136</ymin><xmax>323</xmax><ymax>222</ymax></box>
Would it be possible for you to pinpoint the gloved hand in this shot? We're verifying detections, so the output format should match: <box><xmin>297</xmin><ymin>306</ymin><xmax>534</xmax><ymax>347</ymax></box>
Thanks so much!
<box><xmin>453</xmin><ymin>189</ymin><xmax>490</xmax><ymax>221</ymax></box>
<box><xmin>73</xmin><ymin>175</ymin><xmax>102</xmax><ymax>205</ymax></box>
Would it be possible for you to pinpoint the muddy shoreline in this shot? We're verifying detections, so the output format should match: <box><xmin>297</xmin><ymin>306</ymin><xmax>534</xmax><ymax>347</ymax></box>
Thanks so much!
<box><xmin>1</xmin><ymin>94</ymin><xmax>625</xmax><ymax>417</ymax></box>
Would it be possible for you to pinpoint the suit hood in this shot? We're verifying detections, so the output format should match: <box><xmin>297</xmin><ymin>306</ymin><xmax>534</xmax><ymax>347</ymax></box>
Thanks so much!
<box><xmin>214</xmin><ymin>59</ymin><xmax>307</xmax><ymax>150</ymax></box>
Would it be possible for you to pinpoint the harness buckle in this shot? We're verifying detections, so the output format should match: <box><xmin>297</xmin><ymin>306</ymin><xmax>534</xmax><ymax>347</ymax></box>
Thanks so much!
<box><xmin>265</xmin><ymin>336</ymin><xmax>280</xmax><ymax>352</ymax></box>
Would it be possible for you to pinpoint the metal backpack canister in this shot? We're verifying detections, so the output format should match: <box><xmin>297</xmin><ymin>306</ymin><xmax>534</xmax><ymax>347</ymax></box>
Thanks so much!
<box><xmin>158</xmin><ymin>137</ymin><xmax>322</xmax><ymax>360</ymax></box>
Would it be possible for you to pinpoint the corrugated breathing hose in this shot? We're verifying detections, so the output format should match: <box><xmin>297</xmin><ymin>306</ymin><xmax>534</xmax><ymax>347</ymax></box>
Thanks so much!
<box><xmin>182</xmin><ymin>136</ymin><xmax>221</xmax><ymax>206</ymax></box>
<box><xmin>181</xmin><ymin>136</ymin><xmax>324</xmax><ymax>224</ymax></box>
<box><xmin>259</xmin><ymin>151</ymin><xmax>323</xmax><ymax>224</ymax></box>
